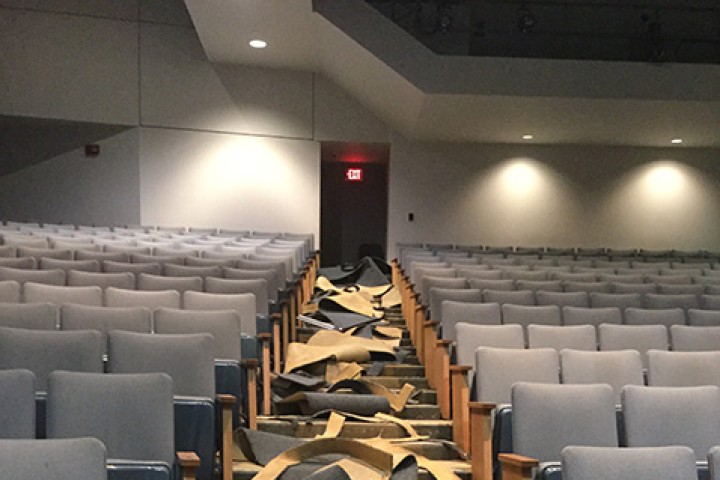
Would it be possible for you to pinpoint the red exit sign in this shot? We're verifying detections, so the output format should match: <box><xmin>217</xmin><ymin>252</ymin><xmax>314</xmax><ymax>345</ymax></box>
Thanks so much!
<box><xmin>345</xmin><ymin>167</ymin><xmax>363</xmax><ymax>182</ymax></box>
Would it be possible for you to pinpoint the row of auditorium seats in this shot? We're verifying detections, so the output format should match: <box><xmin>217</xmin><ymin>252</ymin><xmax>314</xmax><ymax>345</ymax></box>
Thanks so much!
<box><xmin>472</xmin><ymin>380</ymin><xmax>720</xmax><ymax>480</ymax></box>
<box><xmin>440</xmin><ymin>301</ymin><xmax>720</xmax><ymax>332</ymax></box>
<box><xmin>0</xmin><ymin>283</ymin><xmax>260</xmax><ymax>333</ymax></box>
<box><xmin>397</xmin><ymin>241</ymin><xmax>719</xmax><ymax>262</ymax></box>
<box><xmin>455</xmin><ymin>322</ymin><xmax>720</xmax><ymax>365</ymax></box>
<box><xmin>0</xmin><ymin>221</ymin><xmax>318</xmax><ymax>480</ymax></box>
<box><xmin>0</xmin><ymin>367</ymin><xmax>210</xmax><ymax>480</ymax></box>
<box><xmin>0</xmin><ymin>327</ymin><xmax>238</xmax><ymax>480</ymax></box>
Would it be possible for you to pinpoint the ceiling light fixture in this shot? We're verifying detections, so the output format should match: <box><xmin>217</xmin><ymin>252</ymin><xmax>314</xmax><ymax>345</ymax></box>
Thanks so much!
<box><xmin>522</xmin><ymin>134</ymin><xmax>534</xmax><ymax>140</ymax></box>
<box><xmin>249</xmin><ymin>39</ymin><xmax>267</xmax><ymax>49</ymax></box>
<box><xmin>671</xmin><ymin>138</ymin><xmax>683</xmax><ymax>144</ymax></box>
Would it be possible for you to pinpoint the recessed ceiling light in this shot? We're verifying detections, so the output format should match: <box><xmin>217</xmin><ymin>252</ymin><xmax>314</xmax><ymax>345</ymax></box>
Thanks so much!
<box><xmin>249</xmin><ymin>39</ymin><xmax>267</xmax><ymax>49</ymax></box>
<box><xmin>671</xmin><ymin>138</ymin><xmax>683</xmax><ymax>144</ymax></box>
<box><xmin>522</xmin><ymin>134</ymin><xmax>533</xmax><ymax>140</ymax></box>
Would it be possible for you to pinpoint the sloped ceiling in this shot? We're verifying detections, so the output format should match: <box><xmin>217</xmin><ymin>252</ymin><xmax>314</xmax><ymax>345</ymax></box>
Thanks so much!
<box><xmin>186</xmin><ymin>0</ymin><xmax>720</xmax><ymax>147</ymax></box>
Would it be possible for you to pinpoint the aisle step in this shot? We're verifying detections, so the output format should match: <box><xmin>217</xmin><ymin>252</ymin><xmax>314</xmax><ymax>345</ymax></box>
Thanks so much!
<box><xmin>257</xmin><ymin>417</ymin><xmax>453</xmax><ymax>440</ymax></box>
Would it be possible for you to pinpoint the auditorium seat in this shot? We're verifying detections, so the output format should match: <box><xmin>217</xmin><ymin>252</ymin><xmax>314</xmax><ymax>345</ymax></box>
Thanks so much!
<box><xmin>0</xmin><ymin>327</ymin><xmax>103</xmax><ymax>391</ymax></box>
<box><xmin>482</xmin><ymin>289</ymin><xmax>535</xmax><ymax>305</ymax></box>
<box><xmin>0</xmin><ymin>438</ymin><xmax>108</xmax><ymax>480</ymax></box>
<box><xmin>623</xmin><ymin>307</ymin><xmax>685</xmax><ymax>328</ymax></box>
<box><xmin>502</xmin><ymin>304</ymin><xmax>561</xmax><ymax>330</ymax></box>
<box><xmin>647</xmin><ymin>350</ymin><xmax>720</xmax><ymax>387</ymax></box>
<box><xmin>0</xmin><ymin>369</ymin><xmax>36</xmax><ymax>439</ymax></box>
<box><xmin>622</xmin><ymin>385</ymin><xmax>720</xmax><ymax>460</ymax></box>
<box><xmin>107</xmin><ymin>331</ymin><xmax>217</xmax><ymax>480</ymax></box>
<box><xmin>105</xmin><ymin>287</ymin><xmax>181</xmax><ymax>310</ymax></box>
<box><xmin>468</xmin><ymin>278</ymin><xmax>514</xmax><ymax>291</ymax></box>
<box><xmin>67</xmin><ymin>270</ymin><xmax>135</xmax><ymax>290</ymax></box>
<box><xmin>183</xmin><ymin>291</ymin><xmax>256</xmax><ymax>335</ymax></box>
<box><xmin>536</xmin><ymin>291</ymin><xmax>589</xmax><ymax>309</ymax></box>
<box><xmin>516</xmin><ymin>280</ymin><xmax>563</xmax><ymax>292</ymax></box>
<box><xmin>204</xmin><ymin>277</ymin><xmax>269</xmax><ymax>316</ymax></box>
<box><xmin>46</xmin><ymin>371</ymin><xmax>185</xmax><ymax>480</ymax></box>
<box><xmin>644</xmin><ymin>293</ymin><xmax>699</xmax><ymax>312</ymax></box>
<box><xmin>563</xmin><ymin>281</ymin><xmax>612</xmax><ymax>293</ymax></box>
<box><xmin>504</xmin><ymin>382</ymin><xmax>617</xmax><ymax>479</ymax></box>
<box><xmin>687</xmin><ymin>308</ymin><xmax>720</xmax><ymax>327</ymax></box>
<box><xmin>562</xmin><ymin>307</ymin><xmax>622</xmax><ymax>327</ymax></box>
<box><xmin>589</xmin><ymin>292</ymin><xmax>643</xmax><ymax>310</ymax></box>
<box><xmin>0</xmin><ymin>280</ymin><xmax>20</xmax><ymax>303</ymax></box>
<box><xmin>560</xmin><ymin>349</ymin><xmax>643</xmax><ymax>403</ymax></box>
<box><xmin>137</xmin><ymin>273</ymin><xmax>203</xmax><ymax>293</ymax></box>
<box><xmin>39</xmin><ymin>258</ymin><xmax>100</xmax><ymax>273</ymax></box>
<box><xmin>598</xmin><ymin>324</ymin><xmax>668</xmax><ymax>368</ymax></box>
<box><xmin>562</xmin><ymin>445</ymin><xmax>696</xmax><ymax>480</ymax></box>
<box><xmin>60</xmin><ymin>304</ymin><xmax>152</xmax><ymax>354</ymax></box>
<box><xmin>223</xmin><ymin>267</ymin><xmax>280</xmax><ymax>301</ymax></box>
<box><xmin>23</xmin><ymin>283</ymin><xmax>102</xmax><ymax>307</ymax></box>
<box><xmin>527</xmin><ymin>324</ymin><xmax>596</xmax><ymax>351</ymax></box>
<box><xmin>102</xmin><ymin>260</ymin><xmax>162</xmax><ymax>275</ymax></box>
<box><xmin>474</xmin><ymin>347</ymin><xmax>558</xmax><ymax>403</ymax></box>
<box><xmin>0</xmin><ymin>267</ymin><xmax>65</xmax><ymax>286</ymax></box>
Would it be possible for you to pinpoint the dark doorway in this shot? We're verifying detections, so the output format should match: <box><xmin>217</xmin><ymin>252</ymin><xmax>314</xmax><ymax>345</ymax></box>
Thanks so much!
<box><xmin>320</xmin><ymin>142</ymin><xmax>390</xmax><ymax>267</ymax></box>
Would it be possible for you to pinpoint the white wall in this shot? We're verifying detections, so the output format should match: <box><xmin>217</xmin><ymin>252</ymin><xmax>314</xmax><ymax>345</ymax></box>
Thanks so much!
<box><xmin>0</xmin><ymin>2</ymin><xmax>388</xmax><ymax>237</ymax></box>
<box><xmin>0</xmin><ymin>129</ymin><xmax>141</xmax><ymax>225</ymax></box>
<box><xmin>389</xmin><ymin>136</ymin><xmax>720</xmax><ymax>254</ymax></box>
<box><xmin>139</xmin><ymin>128</ymin><xmax>320</xmax><ymax>237</ymax></box>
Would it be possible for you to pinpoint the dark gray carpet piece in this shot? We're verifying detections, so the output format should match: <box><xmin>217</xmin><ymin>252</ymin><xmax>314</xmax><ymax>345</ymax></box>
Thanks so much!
<box><xmin>275</xmin><ymin>392</ymin><xmax>391</xmax><ymax>416</ymax></box>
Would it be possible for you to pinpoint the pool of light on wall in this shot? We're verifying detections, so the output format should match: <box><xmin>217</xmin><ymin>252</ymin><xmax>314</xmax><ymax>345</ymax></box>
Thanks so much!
<box><xmin>642</xmin><ymin>162</ymin><xmax>685</xmax><ymax>198</ymax></box>
<box><xmin>500</xmin><ymin>159</ymin><xmax>542</xmax><ymax>198</ymax></box>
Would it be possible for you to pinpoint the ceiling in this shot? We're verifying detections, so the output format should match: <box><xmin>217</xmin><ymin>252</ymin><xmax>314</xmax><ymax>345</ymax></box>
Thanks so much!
<box><xmin>186</xmin><ymin>0</ymin><xmax>720</xmax><ymax>147</ymax></box>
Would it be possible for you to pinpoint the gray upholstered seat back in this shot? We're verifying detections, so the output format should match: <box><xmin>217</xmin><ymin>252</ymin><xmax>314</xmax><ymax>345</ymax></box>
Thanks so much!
<box><xmin>647</xmin><ymin>350</ymin><xmax>720</xmax><ymax>387</ymax></box>
<box><xmin>0</xmin><ymin>302</ymin><xmax>59</xmax><ymax>330</ymax></box>
<box><xmin>67</xmin><ymin>270</ymin><xmax>135</xmax><ymax>290</ymax></box>
<box><xmin>512</xmin><ymin>382</ymin><xmax>618</xmax><ymax>462</ymax></box>
<box><xmin>223</xmin><ymin>267</ymin><xmax>280</xmax><ymax>300</ymax></box>
<box><xmin>153</xmin><ymin>308</ymin><xmax>241</xmax><ymax>361</ymax></box>
<box><xmin>589</xmin><ymin>293</ymin><xmax>643</xmax><ymax>310</ymax></box>
<box><xmin>0</xmin><ymin>280</ymin><xmax>20</xmax><ymax>303</ymax></box>
<box><xmin>0</xmin><ymin>369</ymin><xmax>36</xmax><ymax>439</ymax></box>
<box><xmin>205</xmin><ymin>277</ymin><xmax>269</xmax><ymax>315</ymax></box>
<box><xmin>536</xmin><ymin>291</ymin><xmax>589</xmax><ymax>309</ymax></box>
<box><xmin>456</xmin><ymin>323</ymin><xmax>524</xmax><ymax>373</ymax></box>
<box><xmin>474</xmin><ymin>347</ymin><xmax>559</xmax><ymax>403</ymax></box>
<box><xmin>105</xmin><ymin>287</ymin><xmax>180</xmax><ymax>310</ymax></box>
<box><xmin>624</xmin><ymin>307</ymin><xmax>685</xmax><ymax>328</ymax></box>
<box><xmin>562</xmin><ymin>307</ymin><xmax>622</xmax><ymax>327</ymax></box>
<box><xmin>598</xmin><ymin>324</ymin><xmax>668</xmax><ymax>368</ymax></box>
<box><xmin>0</xmin><ymin>327</ymin><xmax>103</xmax><ymax>391</ymax></box>
<box><xmin>107</xmin><ymin>330</ymin><xmax>215</xmax><ymax>398</ymax></box>
<box><xmin>0</xmin><ymin>267</ymin><xmax>65</xmax><ymax>286</ymax></box>
<box><xmin>23</xmin><ymin>283</ymin><xmax>103</xmax><ymax>307</ymax></box>
<box><xmin>688</xmin><ymin>309</ymin><xmax>720</xmax><ymax>326</ymax></box>
<box><xmin>0</xmin><ymin>438</ymin><xmax>108</xmax><ymax>480</ymax></box>
<box><xmin>622</xmin><ymin>384</ymin><xmax>720</xmax><ymax>459</ymax></box>
<box><xmin>442</xmin><ymin>301</ymin><xmax>502</xmax><ymax>342</ymax></box>
<box><xmin>671</xmin><ymin>325</ymin><xmax>720</xmax><ymax>351</ymax></box>
<box><xmin>482</xmin><ymin>289</ymin><xmax>535</xmax><ymax>305</ymax></box>
<box><xmin>102</xmin><ymin>261</ymin><xmax>162</xmax><ymax>275</ymax></box>
<box><xmin>136</xmin><ymin>273</ymin><xmax>202</xmax><ymax>293</ymax></box>
<box><xmin>429</xmin><ymin>287</ymin><xmax>481</xmax><ymax>325</ymax></box>
<box><xmin>60</xmin><ymin>304</ymin><xmax>152</xmax><ymax>354</ymax></box>
<box><xmin>560</xmin><ymin>349</ymin><xmax>643</xmax><ymax>403</ymax></box>
<box><xmin>502</xmin><ymin>304</ymin><xmax>561</xmax><ymax>328</ymax></box>
<box><xmin>562</xmin><ymin>445</ymin><xmax>696</xmax><ymax>480</ymax></box>
<box><xmin>527</xmin><ymin>324</ymin><xmax>596</xmax><ymax>351</ymax></box>
<box><xmin>182</xmin><ymin>291</ymin><xmax>256</xmax><ymax>335</ymax></box>
<box><xmin>47</xmin><ymin>371</ymin><xmax>175</xmax><ymax>467</ymax></box>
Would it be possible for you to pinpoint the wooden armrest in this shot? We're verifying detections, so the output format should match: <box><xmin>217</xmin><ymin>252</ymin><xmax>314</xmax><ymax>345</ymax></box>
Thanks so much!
<box><xmin>257</xmin><ymin>333</ymin><xmax>272</xmax><ymax>342</ymax></box>
<box><xmin>469</xmin><ymin>402</ymin><xmax>497</xmax><ymax>480</ymax></box>
<box><xmin>424</xmin><ymin>320</ymin><xmax>438</xmax><ymax>327</ymax></box>
<box><xmin>241</xmin><ymin>359</ymin><xmax>259</xmax><ymax>429</ymax></box>
<box><xmin>177</xmin><ymin>451</ymin><xmax>201</xmax><ymax>480</ymax></box>
<box><xmin>216</xmin><ymin>394</ymin><xmax>236</xmax><ymax>406</ymax></box>
<box><xmin>450</xmin><ymin>364</ymin><xmax>472</xmax><ymax>373</ymax></box>
<box><xmin>215</xmin><ymin>395</ymin><xmax>236</xmax><ymax>480</ymax></box>
<box><xmin>436</xmin><ymin>339</ymin><xmax>452</xmax><ymax>348</ymax></box>
<box><xmin>499</xmin><ymin>453</ymin><xmax>539</xmax><ymax>480</ymax></box>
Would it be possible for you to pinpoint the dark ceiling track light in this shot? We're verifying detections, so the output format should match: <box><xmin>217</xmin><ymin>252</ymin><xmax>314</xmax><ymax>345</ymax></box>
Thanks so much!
<box><xmin>517</xmin><ymin>3</ymin><xmax>537</xmax><ymax>34</ymax></box>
